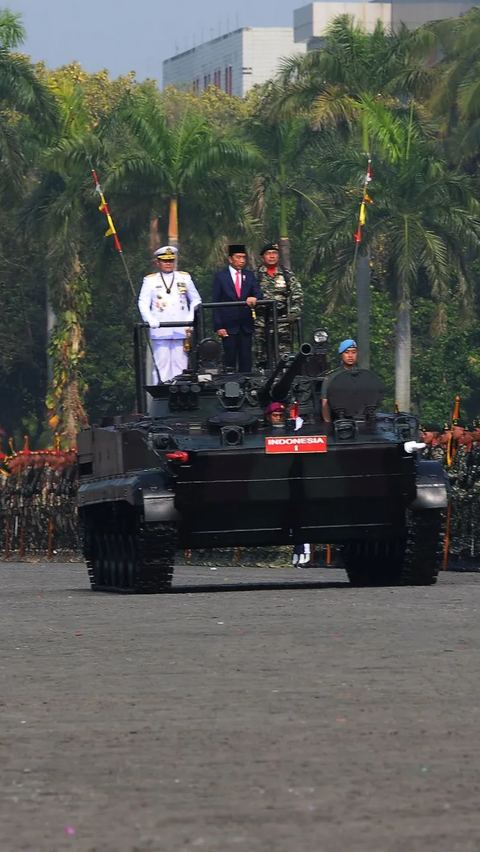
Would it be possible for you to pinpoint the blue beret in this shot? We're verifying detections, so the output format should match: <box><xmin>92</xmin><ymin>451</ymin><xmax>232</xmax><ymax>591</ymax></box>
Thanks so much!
<box><xmin>338</xmin><ymin>338</ymin><xmax>357</xmax><ymax>354</ymax></box>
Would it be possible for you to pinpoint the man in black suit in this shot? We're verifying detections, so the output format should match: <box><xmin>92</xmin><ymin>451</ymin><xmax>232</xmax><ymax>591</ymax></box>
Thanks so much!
<box><xmin>212</xmin><ymin>244</ymin><xmax>262</xmax><ymax>372</ymax></box>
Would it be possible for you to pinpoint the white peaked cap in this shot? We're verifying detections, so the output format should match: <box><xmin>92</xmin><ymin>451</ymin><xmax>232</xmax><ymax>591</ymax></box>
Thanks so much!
<box><xmin>154</xmin><ymin>245</ymin><xmax>178</xmax><ymax>259</ymax></box>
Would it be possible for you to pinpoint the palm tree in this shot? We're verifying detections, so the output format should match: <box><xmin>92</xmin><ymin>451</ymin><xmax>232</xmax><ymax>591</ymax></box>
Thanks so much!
<box><xmin>416</xmin><ymin>7</ymin><xmax>480</xmax><ymax>163</ymax></box>
<box><xmin>24</xmin><ymin>79</ymin><xmax>101</xmax><ymax>445</ymax></box>
<box><xmin>305</xmin><ymin>128</ymin><xmax>480</xmax><ymax>410</ymax></box>
<box><xmin>104</xmin><ymin>85</ymin><xmax>261</xmax><ymax>258</ymax></box>
<box><xmin>273</xmin><ymin>15</ymin><xmax>435</xmax><ymax>371</ymax></box>
<box><xmin>243</xmin><ymin>82</ymin><xmax>319</xmax><ymax>268</ymax></box>
<box><xmin>0</xmin><ymin>9</ymin><xmax>58</xmax><ymax>199</ymax></box>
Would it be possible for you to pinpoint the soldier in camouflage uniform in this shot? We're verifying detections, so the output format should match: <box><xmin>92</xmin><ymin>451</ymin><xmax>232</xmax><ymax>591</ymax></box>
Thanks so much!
<box><xmin>429</xmin><ymin>425</ymin><xmax>450</xmax><ymax>464</ymax></box>
<box><xmin>254</xmin><ymin>242</ymin><xmax>304</xmax><ymax>368</ymax></box>
<box><xmin>419</xmin><ymin>423</ymin><xmax>442</xmax><ymax>459</ymax></box>
<box><xmin>468</xmin><ymin>425</ymin><xmax>480</xmax><ymax>563</ymax></box>
<box><xmin>448</xmin><ymin>425</ymin><xmax>470</xmax><ymax>560</ymax></box>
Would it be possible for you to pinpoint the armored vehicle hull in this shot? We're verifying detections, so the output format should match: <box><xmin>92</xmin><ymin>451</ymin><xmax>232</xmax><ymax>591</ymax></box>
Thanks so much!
<box><xmin>77</xmin><ymin>410</ymin><xmax>447</xmax><ymax>592</ymax></box>
<box><xmin>77</xmin><ymin>311</ymin><xmax>447</xmax><ymax>592</ymax></box>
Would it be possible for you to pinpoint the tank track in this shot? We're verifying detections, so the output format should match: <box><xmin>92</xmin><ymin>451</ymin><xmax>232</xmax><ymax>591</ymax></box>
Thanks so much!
<box><xmin>343</xmin><ymin>508</ymin><xmax>445</xmax><ymax>587</ymax></box>
<box><xmin>343</xmin><ymin>539</ymin><xmax>403</xmax><ymax>587</ymax></box>
<box><xmin>84</xmin><ymin>510</ymin><xmax>177</xmax><ymax>593</ymax></box>
<box><xmin>400</xmin><ymin>508</ymin><xmax>445</xmax><ymax>586</ymax></box>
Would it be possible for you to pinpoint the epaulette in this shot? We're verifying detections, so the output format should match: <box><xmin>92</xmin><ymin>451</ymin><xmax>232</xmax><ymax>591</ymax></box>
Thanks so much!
<box><xmin>178</xmin><ymin>270</ymin><xmax>189</xmax><ymax>275</ymax></box>
<box><xmin>145</xmin><ymin>273</ymin><xmax>157</xmax><ymax>278</ymax></box>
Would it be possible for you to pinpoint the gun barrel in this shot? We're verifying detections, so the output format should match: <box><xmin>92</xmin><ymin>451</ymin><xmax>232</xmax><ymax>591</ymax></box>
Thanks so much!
<box><xmin>270</xmin><ymin>343</ymin><xmax>313</xmax><ymax>402</ymax></box>
<box><xmin>261</xmin><ymin>354</ymin><xmax>290</xmax><ymax>399</ymax></box>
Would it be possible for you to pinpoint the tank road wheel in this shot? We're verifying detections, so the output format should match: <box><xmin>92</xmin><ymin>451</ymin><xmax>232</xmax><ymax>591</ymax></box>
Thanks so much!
<box><xmin>343</xmin><ymin>539</ymin><xmax>404</xmax><ymax>587</ymax></box>
<box><xmin>400</xmin><ymin>509</ymin><xmax>445</xmax><ymax>586</ymax></box>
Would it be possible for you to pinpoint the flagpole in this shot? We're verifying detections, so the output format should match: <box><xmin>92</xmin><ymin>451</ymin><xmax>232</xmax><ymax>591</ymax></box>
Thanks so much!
<box><xmin>353</xmin><ymin>158</ymin><xmax>373</xmax><ymax>370</ymax></box>
<box><xmin>90</xmin><ymin>167</ymin><xmax>161</xmax><ymax>387</ymax></box>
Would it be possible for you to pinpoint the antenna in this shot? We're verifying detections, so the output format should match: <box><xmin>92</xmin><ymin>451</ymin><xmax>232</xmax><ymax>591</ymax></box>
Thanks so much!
<box><xmin>236</xmin><ymin>11</ymin><xmax>239</xmax><ymax>29</ymax></box>
<box><xmin>227</xmin><ymin>15</ymin><xmax>230</xmax><ymax>33</ymax></box>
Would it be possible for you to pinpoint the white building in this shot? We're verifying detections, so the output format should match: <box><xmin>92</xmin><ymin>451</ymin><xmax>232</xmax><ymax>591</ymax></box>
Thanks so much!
<box><xmin>162</xmin><ymin>28</ymin><xmax>306</xmax><ymax>98</ymax></box>
<box><xmin>294</xmin><ymin>0</ymin><xmax>478</xmax><ymax>46</ymax></box>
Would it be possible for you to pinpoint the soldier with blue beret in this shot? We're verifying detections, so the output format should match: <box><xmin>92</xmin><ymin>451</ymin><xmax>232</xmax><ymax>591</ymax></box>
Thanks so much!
<box><xmin>321</xmin><ymin>339</ymin><xmax>358</xmax><ymax>422</ymax></box>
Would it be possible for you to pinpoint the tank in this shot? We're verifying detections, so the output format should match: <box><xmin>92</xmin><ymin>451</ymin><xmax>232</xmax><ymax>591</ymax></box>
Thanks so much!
<box><xmin>77</xmin><ymin>301</ymin><xmax>448</xmax><ymax>592</ymax></box>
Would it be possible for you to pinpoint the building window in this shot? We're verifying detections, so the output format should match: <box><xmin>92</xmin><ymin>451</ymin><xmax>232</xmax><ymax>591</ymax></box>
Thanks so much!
<box><xmin>225</xmin><ymin>66</ymin><xmax>232</xmax><ymax>95</ymax></box>
<box><xmin>192</xmin><ymin>78</ymin><xmax>200</xmax><ymax>95</ymax></box>
<box><xmin>203</xmin><ymin>74</ymin><xmax>211</xmax><ymax>89</ymax></box>
<box><xmin>213</xmin><ymin>69</ymin><xmax>221</xmax><ymax>88</ymax></box>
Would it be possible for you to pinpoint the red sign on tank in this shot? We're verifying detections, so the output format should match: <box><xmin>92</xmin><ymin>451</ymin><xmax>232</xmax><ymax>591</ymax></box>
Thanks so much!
<box><xmin>265</xmin><ymin>436</ymin><xmax>327</xmax><ymax>454</ymax></box>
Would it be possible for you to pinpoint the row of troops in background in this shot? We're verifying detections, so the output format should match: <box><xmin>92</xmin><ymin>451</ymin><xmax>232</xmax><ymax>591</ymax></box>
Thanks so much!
<box><xmin>421</xmin><ymin>422</ymin><xmax>480</xmax><ymax>566</ymax></box>
<box><xmin>0</xmin><ymin>449</ymin><xmax>79</xmax><ymax>557</ymax></box>
<box><xmin>138</xmin><ymin>242</ymin><xmax>303</xmax><ymax>382</ymax></box>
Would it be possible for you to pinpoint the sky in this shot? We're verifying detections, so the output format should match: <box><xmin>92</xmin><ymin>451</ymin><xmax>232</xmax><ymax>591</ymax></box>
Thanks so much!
<box><xmin>7</xmin><ymin>0</ymin><xmax>302</xmax><ymax>82</ymax></box>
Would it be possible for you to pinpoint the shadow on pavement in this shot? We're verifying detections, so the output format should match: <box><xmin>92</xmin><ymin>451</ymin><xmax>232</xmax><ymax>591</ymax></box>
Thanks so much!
<box><xmin>168</xmin><ymin>580</ymin><xmax>348</xmax><ymax>593</ymax></box>
<box><xmin>69</xmin><ymin>579</ymin><xmax>349</xmax><ymax>595</ymax></box>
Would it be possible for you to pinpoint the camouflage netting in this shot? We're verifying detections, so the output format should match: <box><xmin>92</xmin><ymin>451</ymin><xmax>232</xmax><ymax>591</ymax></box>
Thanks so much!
<box><xmin>0</xmin><ymin>449</ymin><xmax>80</xmax><ymax>560</ymax></box>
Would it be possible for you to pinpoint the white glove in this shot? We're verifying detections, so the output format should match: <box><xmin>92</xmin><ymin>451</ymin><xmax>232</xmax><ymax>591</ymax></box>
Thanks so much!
<box><xmin>404</xmin><ymin>441</ymin><xmax>426</xmax><ymax>454</ymax></box>
<box><xmin>149</xmin><ymin>321</ymin><xmax>161</xmax><ymax>329</ymax></box>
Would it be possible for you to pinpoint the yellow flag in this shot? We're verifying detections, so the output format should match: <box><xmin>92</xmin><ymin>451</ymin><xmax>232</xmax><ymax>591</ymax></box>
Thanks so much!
<box><xmin>359</xmin><ymin>201</ymin><xmax>366</xmax><ymax>226</ymax></box>
<box><xmin>98</xmin><ymin>192</ymin><xmax>108</xmax><ymax>213</ymax></box>
<box><xmin>104</xmin><ymin>214</ymin><xmax>117</xmax><ymax>237</ymax></box>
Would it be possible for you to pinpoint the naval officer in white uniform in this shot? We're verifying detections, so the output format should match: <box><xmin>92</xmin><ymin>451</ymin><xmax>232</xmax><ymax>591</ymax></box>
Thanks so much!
<box><xmin>138</xmin><ymin>245</ymin><xmax>202</xmax><ymax>383</ymax></box>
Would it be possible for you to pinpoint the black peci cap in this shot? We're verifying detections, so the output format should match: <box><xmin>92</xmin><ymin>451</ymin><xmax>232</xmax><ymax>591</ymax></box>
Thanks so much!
<box><xmin>228</xmin><ymin>244</ymin><xmax>246</xmax><ymax>255</ymax></box>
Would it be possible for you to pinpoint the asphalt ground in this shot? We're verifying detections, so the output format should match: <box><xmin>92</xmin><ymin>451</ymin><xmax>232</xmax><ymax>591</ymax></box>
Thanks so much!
<box><xmin>1</xmin><ymin>562</ymin><xmax>480</xmax><ymax>852</ymax></box>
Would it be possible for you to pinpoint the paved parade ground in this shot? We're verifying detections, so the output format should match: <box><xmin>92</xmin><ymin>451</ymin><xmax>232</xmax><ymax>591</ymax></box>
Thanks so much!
<box><xmin>1</xmin><ymin>562</ymin><xmax>480</xmax><ymax>851</ymax></box>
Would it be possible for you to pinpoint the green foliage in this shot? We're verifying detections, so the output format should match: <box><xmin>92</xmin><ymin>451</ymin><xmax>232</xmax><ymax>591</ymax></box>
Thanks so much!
<box><xmin>0</xmin><ymin>8</ymin><xmax>25</xmax><ymax>49</ymax></box>
<box><xmin>2</xmin><ymin>9</ymin><xmax>480</xmax><ymax>445</ymax></box>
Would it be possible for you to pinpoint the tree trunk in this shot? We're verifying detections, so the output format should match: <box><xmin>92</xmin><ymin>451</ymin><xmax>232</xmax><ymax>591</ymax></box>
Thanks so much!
<box><xmin>46</xmin><ymin>283</ymin><xmax>56</xmax><ymax>387</ymax></box>
<box><xmin>149</xmin><ymin>215</ymin><xmax>160</xmax><ymax>255</ymax></box>
<box><xmin>168</xmin><ymin>196</ymin><xmax>179</xmax><ymax>251</ymax></box>
<box><xmin>395</xmin><ymin>300</ymin><xmax>411</xmax><ymax>412</ymax></box>
<box><xmin>279</xmin><ymin>236</ymin><xmax>291</xmax><ymax>270</ymax></box>
<box><xmin>46</xmin><ymin>254</ymin><xmax>89</xmax><ymax>446</ymax></box>
<box><xmin>279</xmin><ymin>163</ymin><xmax>290</xmax><ymax>269</ymax></box>
<box><xmin>356</xmin><ymin>247</ymin><xmax>371</xmax><ymax>370</ymax></box>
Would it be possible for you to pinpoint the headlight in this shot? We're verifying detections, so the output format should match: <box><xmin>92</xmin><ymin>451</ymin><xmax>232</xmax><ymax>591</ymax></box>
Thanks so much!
<box><xmin>314</xmin><ymin>329</ymin><xmax>328</xmax><ymax>344</ymax></box>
